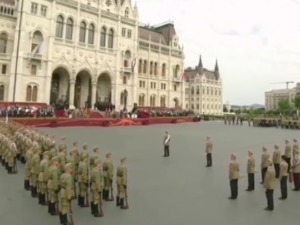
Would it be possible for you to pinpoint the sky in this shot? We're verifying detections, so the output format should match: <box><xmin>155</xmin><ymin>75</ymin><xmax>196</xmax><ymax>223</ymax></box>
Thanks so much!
<box><xmin>135</xmin><ymin>0</ymin><xmax>300</xmax><ymax>105</ymax></box>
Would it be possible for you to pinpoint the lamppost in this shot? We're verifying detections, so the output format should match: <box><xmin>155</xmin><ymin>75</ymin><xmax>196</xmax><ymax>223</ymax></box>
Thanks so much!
<box><xmin>123</xmin><ymin>89</ymin><xmax>128</xmax><ymax>111</ymax></box>
<box><xmin>13</xmin><ymin>0</ymin><xmax>24</xmax><ymax>102</ymax></box>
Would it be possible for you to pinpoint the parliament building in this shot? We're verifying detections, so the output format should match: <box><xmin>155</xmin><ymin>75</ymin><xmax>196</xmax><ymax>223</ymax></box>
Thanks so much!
<box><xmin>0</xmin><ymin>0</ymin><xmax>185</xmax><ymax>110</ymax></box>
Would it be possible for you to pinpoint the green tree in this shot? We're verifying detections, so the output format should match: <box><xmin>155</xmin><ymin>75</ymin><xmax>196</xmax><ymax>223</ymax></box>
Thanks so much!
<box><xmin>277</xmin><ymin>99</ymin><xmax>292</xmax><ymax>113</ymax></box>
<box><xmin>294</xmin><ymin>94</ymin><xmax>300</xmax><ymax>110</ymax></box>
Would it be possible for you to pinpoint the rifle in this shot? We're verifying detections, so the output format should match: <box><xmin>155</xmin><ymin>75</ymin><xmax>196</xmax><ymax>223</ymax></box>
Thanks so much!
<box><xmin>110</xmin><ymin>180</ymin><xmax>114</xmax><ymax>201</ymax></box>
<box><xmin>124</xmin><ymin>188</ymin><xmax>129</xmax><ymax>209</ymax></box>
<box><xmin>69</xmin><ymin>200</ymin><xmax>75</xmax><ymax>225</ymax></box>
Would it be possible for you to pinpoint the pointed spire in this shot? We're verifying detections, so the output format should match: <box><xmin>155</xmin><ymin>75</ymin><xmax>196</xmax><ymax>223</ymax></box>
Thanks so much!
<box><xmin>214</xmin><ymin>59</ymin><xmax>220</xmax><ymax>79</ymax></box>
<box><xmin>134</xmin><ymin>1</ymin><xmax>139</xmax><ymax>18</ymax></box>
<box><xmin>214</xmin><ymin>59</ymin><xmax>219</xmax><ymax>72</ymax></box>
<box><xmin>198</xmin><ymin>55</ymin><xmax>203</xmax><ymax>68</ymax></box>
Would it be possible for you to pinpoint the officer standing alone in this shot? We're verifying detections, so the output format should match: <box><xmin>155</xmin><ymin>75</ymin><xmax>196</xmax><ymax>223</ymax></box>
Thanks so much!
<box><xmin>263</xmin><ymin>160</ymin><xmax>275</xmax><ymax>211</ymax></box>
<box><xmin>205</xmin><ymin>137</ymin><xmax>213</xmax><ymax>167</ymax></box>
<box><xmin>163</xmin><ymin>131</ymin><xmax>171</xmax><ymax>157</ymax></box>
<box><xmin>228</xmin><ymin>154</ymin><xmax>240</xmax><ymax>200</ymax></box>
<box><xmin>246</xmin><ymin>151</ymin><xmax>255</xmax><ymax>191</ymax></box>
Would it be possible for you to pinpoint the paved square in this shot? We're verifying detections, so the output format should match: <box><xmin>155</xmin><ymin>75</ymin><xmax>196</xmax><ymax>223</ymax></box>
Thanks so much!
<box><xmin>1</xmin><ymin>122</ymin><xmax>299</xmax><ymax>225</ymax></box>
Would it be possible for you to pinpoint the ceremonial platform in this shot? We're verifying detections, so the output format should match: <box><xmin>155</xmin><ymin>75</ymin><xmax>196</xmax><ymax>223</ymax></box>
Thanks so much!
<box><xmin>12</xmin><ymin>117</ymin><xmax>200</xmax><ymax>127</ymax></box>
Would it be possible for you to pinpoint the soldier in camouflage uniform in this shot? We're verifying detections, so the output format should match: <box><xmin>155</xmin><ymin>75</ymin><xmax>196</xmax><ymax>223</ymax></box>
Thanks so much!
<box><xmin>116</xmin><ymin>157</ymin><xmax>128</xmax><ymax>209</ymax></box>
<box><xmin>30</xmin><ymin>145</ymin><xmax>42</xmax><ymax>198</ymax></box>
<box><xmin>59</xmin><ymin>163</ymin><xmax>75</xmax><ymax>225</ymax></box>
<box><xmin>24</xmin><ymin>140</ymin><xmax>34</xmax><ymax>190</ymax></box>
<box><xmin>77</xmin><ymin>153</ymin><xmax>89</xmax><ymax>207</ymax></box>
<box><xmin>47</xmin><ymin>156</ymin><xmax>60</xmax><ymax>216</ymax></box>
<box><xmin>91</xmin><ymin>159</ymin><xmax>104</xmax><ymax>217</ymax></box>
<box><xmin>7</xmin><ymin>142</ymin><xmax>17</xmax><ymax>174</ymax></box>
<box><xmin>103</xmin><ymin>153</ymin><xmax>114</xmax><ymax>201</ymax></box>
<box><xmin>90</xmin><ymin>146</ymin><xmax>100</xmax><ymax>168</ymax></box>
<box><xmin>38</xmin><ymin>151</ymin><xmax>50</xmax><ymax>205</ymax></box>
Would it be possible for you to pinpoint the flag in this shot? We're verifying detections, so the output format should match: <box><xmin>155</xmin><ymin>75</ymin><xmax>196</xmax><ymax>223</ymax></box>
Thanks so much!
<box><xmin>179</xmin><ymin>72</ymin><xmax>186</xmax><ymax>81</ymax></box>
<box><xmin>131</xmin><ymin>58</ymin><xmax>136</xmax><ymax>72</ymax></box>
<box><xmin>29</xmin><ymin>41</ymin><xmax>43</xmax><ymax>59</ymax></box>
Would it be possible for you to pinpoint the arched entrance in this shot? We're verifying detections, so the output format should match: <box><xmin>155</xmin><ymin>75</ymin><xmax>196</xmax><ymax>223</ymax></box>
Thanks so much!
<box><xmin>74</xmin><ymin>70</ymin><xmax>92</xmax><ymax>108</ymax></box>
<box><xmin>174</xmin><ymin>98</ymin><xmax>179</xmax><ymax>108</ymax></box>
<box><xmin>96</xmin><ymin>73</ymin><xmax>111</xmax><ymax>103</ymax></box>
<box><xmin>50</xmin><ymin>67</ymin><xmax>70</xmax><ymax>109</ymax></box>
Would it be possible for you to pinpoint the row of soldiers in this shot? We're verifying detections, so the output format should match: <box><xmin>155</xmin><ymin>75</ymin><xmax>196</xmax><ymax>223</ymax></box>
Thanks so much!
<box><xmin>228</xmin><ymin>138</ymin><xmax>299</xmax><ymax>211</ymax></box>
<box><xmin>0</xmin><ymin>121</ymin><xmax>129</xmax><ymax>225</ymax></box>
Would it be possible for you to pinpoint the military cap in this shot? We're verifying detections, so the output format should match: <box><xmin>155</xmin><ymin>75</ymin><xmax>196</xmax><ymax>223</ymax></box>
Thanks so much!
<box><xmin>106</xmin><ymin>152</ymin><xmax>112</xmax><ymax>158</ymax></box>
<box><xmin>285</xmin><ymin>139</ymin><xmax>289</xmax><ymax>143</ymax></box>
<box><xmin>93</xmin><ymin>146</ymin><xmax>99</xmax><ymax>152</ymax></box>
<box><xmin>43</xmin><ymin>151</ymin><xmax>49</xmax><ymax>157</ymax></box>
<box><xmin>51</xmin><ymin>156</ymin><xmax>59</xmax><ymax>164</ymax></box>
<box><xmin>64</xmin><ymin>163</ymin><xmax>72</xmax><ymax>170</ymax></box>
<box><xmin>262</xmin><ymin>146</ymin><xmax>267</xmax><ymax>151</ymax></box>
<box><xmin>121</xmin><ymin>157</ymin><xmax>127</xmax><ymax>163</ymax></box>
<box><xmin>248</xmin><ymin>150</ymin><xmax>253</xmax><ymax>155</ymax></box>
<box><xmin>293</xmin><ymin>139</ymin><xmax>298</xmax><ymax>142</ymax></box>
<box><xmin>274</xmin><ymin>145</ymin><xmax>279</xmax><ymax>149</ymax></box>
<box><xmin>83</xmin><ymin>144</ymin><xmax>88</xmax><ymax>149</ymax></box>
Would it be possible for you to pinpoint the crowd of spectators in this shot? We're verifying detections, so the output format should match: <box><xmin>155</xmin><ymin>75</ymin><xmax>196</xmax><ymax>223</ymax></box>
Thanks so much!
<box><xmin>136</xmin><ymin>107</ymin><xmax>194</xmax><ymax>118</ymax></box>
<box><xmin>0</xmin><ymin>105</ymin><xmax>55</xmax><ymax>118</ymax></box>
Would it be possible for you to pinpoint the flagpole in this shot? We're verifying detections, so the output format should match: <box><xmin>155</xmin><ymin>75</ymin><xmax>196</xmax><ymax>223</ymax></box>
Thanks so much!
<box><xmin>12</xmin><ymin>0</ymin><xmax>24</xmax><ymax>102</ymax></box>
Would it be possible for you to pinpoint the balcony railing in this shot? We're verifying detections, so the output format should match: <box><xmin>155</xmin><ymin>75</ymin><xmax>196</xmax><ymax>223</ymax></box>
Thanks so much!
<box><xmin>27</xmin><ymin>53</ymin><xmax>42</xmax><ymax>60</ymax></box>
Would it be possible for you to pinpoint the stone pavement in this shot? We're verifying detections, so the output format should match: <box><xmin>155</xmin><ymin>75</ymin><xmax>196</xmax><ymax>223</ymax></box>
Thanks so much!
<box><xmin>1</xmin><ymin>121</ymin><xmax>299</xmax><ymax>225</ymax></box>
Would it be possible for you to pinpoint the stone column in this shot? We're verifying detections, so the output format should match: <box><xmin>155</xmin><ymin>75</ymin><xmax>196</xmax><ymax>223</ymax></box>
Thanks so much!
<box><xmin>91</xmin><ymin>82</ymin><xmax>97</xmax><ymax>108</ymax></box>
<box><xmin>69</xmin><ymin>79</ymin><xmax>75</xmax><ymax>106</ymax></box>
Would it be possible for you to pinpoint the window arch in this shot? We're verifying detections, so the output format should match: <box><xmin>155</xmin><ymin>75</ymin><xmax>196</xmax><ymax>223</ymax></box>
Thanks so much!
<box><xmin>138</xmin><ymin>94</ymin><xmax>145</xmax><ymax>106</ymax></box>
<box><xmin>66</xmin><ymin>18</ymin><xmax>73</xmax><ymax>40</ymax></box>
<box><xmin>100</xmin><ymin>27</ymin><xmax>106</xmax><ymax>47</ymax></box>
<box><xmin>161</xmin><ymin>63</ymin><xmax>166</xmax><ymax>76</ymax></box>
<box><xmin>26</xmin><ymin>84</ymin><xmax>38</xmax><ymax>102</ymax></box>
<box><xmin>174</xmin><ymin>64</ymin><xmax>180</xmax><ymax>77</ymax></box>
<box><xmin>55</xmin><ymin>15</ymin><xmax>64</xmax><ymax>38</ymax></box>
<box><xmin>143</xmin><ymin>60</ymin><xmax>147</xmax><ymax>74</ymax></box>
<box><xmin>160</xmin><ymin>96</ymin><xmax>166</xmax><ymax>107</ymax></box>
<box><xmin>125</xmin><ymin>7</ymin><xmax>129</xmax><ymax>17</ymax></box>
<box><xmin>108</xmin><ymin>28</ymin><xmax>114</xmax><ymax>48</ymax></box>
<box><xmin>120</xmin><ymin>91</ymin><xmax>124</xmax><ymax>105</ymax></box>
<box><xmin>88</xmin><ymin>23</ymin><xmax>95</xmax><ymax>45</ymax></box>
<box><xmin>150</xmin><ymin>95</ymin><xmax>156</xmax><ymax>107</ymax></box>
<box><xmin>79</xmin><ymin>21</ymin><xmax>87</xmax><ymax>43</ymax></box>
<box><xmin>154</xmin><ymin>62</ymin><xmax>158</xmax><ymax>75</ymax></box>
<box><xmin>124</xmin><ymin>60</ymin><xmax>128</xmax><ymax>67</ymax></box>
<box><xmin>31</xmin><ymin>30</ymin><xmax>43</xmax><ymax>54</ymax></box>
<box><xmin>0</xmin><ymin>84</ymin><xmax>4</xmax><ymax>101</ymax></box>
<box><xmin>138</xmin><ymin>59</ymin><xmax>143</xmax><ymax>74</ymax></box>
<box><xmin>0</xmin><ymin>33</ymin><xmax>8</xmax><ymax>54</ymax></box>
<box><xmin>191</xmin><ymin>87</ymin><xmax>194</xmax><ymax>95</ymax></box>
<box><xmin>150</xmin><ymin>61</ymin><xmax>153</xmax><ymax>75</ymax></box>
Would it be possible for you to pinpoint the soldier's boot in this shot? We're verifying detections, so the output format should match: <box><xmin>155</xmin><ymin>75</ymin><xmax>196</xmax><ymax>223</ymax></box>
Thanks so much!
<box><xmin>120</xmin><ymin>198</ymin><xmax>126</xmax><ymax>209</ymax></box>
<box><xmin>50</xmin><ymin>203</ymin><xmax>58</xmax><ymax>216</ymax></box>
<box><xmin>32</xmin><ymin>186</ymin><xmax>37</xmax><ymax>198</ymax></box>
<box><xmin>93</xmin><ymin>204</ymin><xmax>101</xmax><ymax>217</ymax></box>
<box><xmin>90</xmin><ymin>203</ymin><xmax>95</xmax><ymax>215</ymax></box>
<box><xmin>41</xmin><ymin>194</ymin><xmax>47</xmax><ymax>205</ymax></box>
<box><xmin>102</xmin><ymin>190</ymin><xmax>106</xmax><ymax>200</ymax></box>
<box><xmin>116</xmin><ymin>197</ymin><xmax>120</xmax><ymax>207</ymax></box>
<box><xmin>59</xmin><ymin>213</ymin><xmax>63</xmax><ymax>224</ymax></box>
<box><xmin>48</xmin><ymin>202</ymin><xmax>51</xmax><ymax>214</ymax></box>
<box><xmin>38</xmin><ymin>193</ymin><xmax>42</xmax><ymax>204</ymax></box>
<box><xmin>62</xmin><ymin>213</ymin><xmax>68</xmax><ymax>225</ymax></box>
<box><xmin>77</xmin><ymin>195</ymin><xmax>81</xmax><ymax>206</ymax></box>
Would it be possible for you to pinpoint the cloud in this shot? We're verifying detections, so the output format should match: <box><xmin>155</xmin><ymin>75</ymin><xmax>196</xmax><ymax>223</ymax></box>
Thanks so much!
<box><xmin>136</xmin><ymin>0</ymin><xmax>300</xmax><ymax>105</ymax></box>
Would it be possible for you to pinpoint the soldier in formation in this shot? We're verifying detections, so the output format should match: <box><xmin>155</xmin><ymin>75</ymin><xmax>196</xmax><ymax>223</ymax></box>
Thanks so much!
<box><xmin>0</xmin><ymin>120</ymin><xmax>128</xmax><ymax>225</ymax></box>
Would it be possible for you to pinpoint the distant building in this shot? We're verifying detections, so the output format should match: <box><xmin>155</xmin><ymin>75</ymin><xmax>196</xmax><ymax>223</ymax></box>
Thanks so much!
<box><xmin>183</xmin><ymin>55</ymin><xmax>223</xmax><ymax>115</ymax></box>
<box><xmin>265</xmin><ymin>83</ymin><xmax>300</xmax><ymax>111</ymax></box>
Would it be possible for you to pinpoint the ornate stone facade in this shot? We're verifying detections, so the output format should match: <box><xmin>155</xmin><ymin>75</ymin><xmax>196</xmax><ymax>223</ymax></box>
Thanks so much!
<box><xmin>0</xmin><ymin>0</ymin><xmax>185</xmax><ymax>110</ymax></box>
<box><xmin>184</xmin><ymin>55</ymin><xmax>223</xmax><ymax>115</ymax></box>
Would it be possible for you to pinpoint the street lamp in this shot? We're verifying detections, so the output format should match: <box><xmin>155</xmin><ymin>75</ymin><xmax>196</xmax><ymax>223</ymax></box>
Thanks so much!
<box><xmin>123</xmin><ymin>89</ymin><xmax>128</xmax><ymax>111</ymax></box>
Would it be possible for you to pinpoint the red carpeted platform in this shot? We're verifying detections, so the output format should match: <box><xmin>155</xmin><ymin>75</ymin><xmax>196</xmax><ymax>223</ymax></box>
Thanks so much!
<box><xmin>12</xmin><ymin>117</ymin><xmax>200</xmax><ymax>128</ymax></box>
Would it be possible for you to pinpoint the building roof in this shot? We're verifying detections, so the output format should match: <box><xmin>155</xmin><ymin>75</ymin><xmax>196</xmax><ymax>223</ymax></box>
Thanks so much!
<box><xmin>184</xmin><ymin>55</ymin><xmax>220</xmax><ymax>81</ymax></box>
<box><xmin>0</xmin><ymin>0</ymin><xmax>15</xmax><ymax>5</ymax></box>
<box><xmin>138</xmin><ymin>22</ymin><xmax>176</xmax><ymax>45</ymax></box>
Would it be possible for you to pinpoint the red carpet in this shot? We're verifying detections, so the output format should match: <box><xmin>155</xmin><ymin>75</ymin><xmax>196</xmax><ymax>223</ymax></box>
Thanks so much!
<box><xmin>12</xmin><ymin>117</ymin><xmax>200</xmax><ymax>128</ymax></box>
